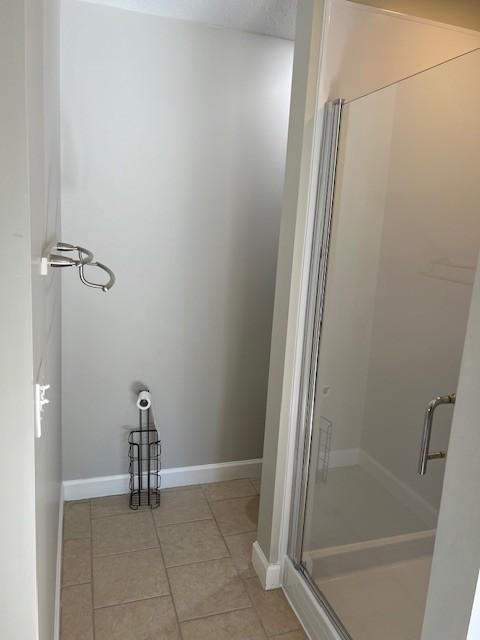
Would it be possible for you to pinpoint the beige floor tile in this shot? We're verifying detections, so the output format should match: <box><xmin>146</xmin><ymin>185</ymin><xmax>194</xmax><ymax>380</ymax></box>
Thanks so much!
<box><xmin>91</xmin><ymin>494</ymin><xmax>132</xmax><ymax>518</ymax></box>
<box><xmin>93</xmin><ymin>548</ymin><xmax>169</xmax><ymax>608</ymax></box>
<box><xmin>224</xmin><ymin>531</ymin><xmax>257</xmax><ymax>578</ymax></box>
<box><xmin>158</xmin><ymin>519</ymin><xmax>229</xmax><ymax>567</ymax></box>
<box><xmin>94</xmin><ymin>595</ymin><xmax>179</xmax><ymax>640</ymax></box>
<box><xmin>61</xmin><ymin>583</ymin><xmax>93</xmax><ymax>640</ymax></box>
<box><xmin>62</xmin><ymin>538</ymin><xmax>92</xmax><ymax>586</ymax></box>
<box><xmin>181</xmin><ymin>608</ymin><xmax>267</xmax><ymax>640</ymax></box>
<box><xmin>64</xmin><ymin>501</ymin><xmax>91</xmax><ymax>540</ymax></box>
<box><xmin>92</xmin><ymin>512</ymin><xmax>158</xmax><ymax>557</ymax></box>
<box><xmin>203</xmin><ymin>479</ymin><xmax>257</xmax><ymax>502</ymax></box>
<box><xmin>168</xmin><ymin>557</ymin><xmax>250</xmax><ymax>621</ymax></box>
<box><xmin>210</xmin><ymin>496</ymin><xmax>259</xmax><ymax>535</ymax></box>
<box><xmin>271</xmin><ymin>632</ymin><xmax>308</xmax><ymax>640</ymax></box>
<box><xmin>161</xmin><ymin>484</ymin><xmax>201</xmax><ymax>492</ymax></box>
<box><xmin>250</xmin><ymin>478</ymin><xmax>261</xmax><ymax>494</ymax></box>
<box><xmin>152</xmin><ymin>488</ymin><xmax>212</xmax><ymax>526</ymax></box>
<box><xmin>245</xmin><ymin>577</ymin><xmax>301</xmax><ymax>636</ymax></box>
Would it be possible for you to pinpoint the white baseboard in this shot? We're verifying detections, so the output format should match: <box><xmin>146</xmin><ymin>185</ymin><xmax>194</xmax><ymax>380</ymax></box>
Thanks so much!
<box><xmin>63</xmin><ymin>458</ymin><xmax>262</xmax><ymax>501</ymax></box>
<box><xmin>252</xmin><ymin>541</ymin><xmax>281</xmax><ymax>590</ymax></box>
<box><xmin>53</xmin><ymin>483</ymin><xmax>64</xmax><ymax>640</ymax></box>
<box><xmin>283</xmin><ymin>557</ymin><xmax>341</xmax><ymax>640</ymax></box>
<box><xmin>358</xmin><ymin>449</ymin><xmax>437</xmax><ymax>528</ymax></box>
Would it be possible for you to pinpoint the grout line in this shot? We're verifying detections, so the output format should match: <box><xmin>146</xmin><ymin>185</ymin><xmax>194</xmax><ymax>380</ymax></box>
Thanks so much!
<box><xmin>203</xmin><ymin>491</ymin><xmax>259</xmax><ymax>504</ymax></box>
<box><xmin>218</xmin><ymin>527</ymin><xmax>258</xmax><ymax>536</ymax></box>
<box><xmin>59</xmin><ymin>508</ymin><xmax>64</xmax><ymax>640</ymax></box>
<box><xmin>92</xmin><ymin>510</ymin><xmax>213</xmax><ymax>522</ymax></box>
<box><xmin>163</xmin><ymin>552</ymin><xmax>232</xmax><ymax>571</ymax></box>
<box><xmin>62</xmin><ymin>579</ymin><xmax>91</xmax><ymax>588</ymax></box>
<box><xmin>165</xmin><ymin>555</ymin><xmax>238</xmax><ymax>571</ymax></box>
<box><xmin>205</xmin><ymin>485</ymin><xmax>258</xmax><ymax>538</ymax></box>
<box><xmin>151</xmin><ymin>509</ymin><xmax>186</xmax><ymax>640</ymax></box>
<box><xmin>88</xmin><ymin>500</ymin><xmax>96</xmax><ymax>640</ymax></box>
<box><xmin>179</xmin><ymin>602</ymin><xmax>253</xmax><ymax>625</ymax></box>
<box><xmin>86</xmin><ymin>545</ymin><xmax>162</xmax><ymax>560</ymax></box>
<box><xmin>154</xmin><ymin>516</ymin><xmax>213</xmax><ymax>528</ymax></box>
<box><xmin>178</xmin><ymin>604</ymin><xmax>259</xmax><ymax>625</ymax></box>
<box><xmin>211</xmin><ymin>501</ymin><xmax>266</xmax><ymax>633</ymax></box>
<box><xmin>63</xmin><ymin>486</ymin><xmax>264</xmax><ymax>638</ymax></box>
<box><xmin>92</xmin><ymin>543</ymin><xmax>160</xmax><ymax>559</ymax></box>
<box><xmin>93</xmin><ymin>592</ymin><xmax>173</xmax><ymax>611</ymax></box>
<box><xmin>242</xmin><ymin>574</ymin><xmax>262</xmax><ymax>629</ymax></box>
<box><xmin>91</xmin><ymin>508</ymin><xmax>159</xmax><ymax>521</ymax></box>
<box><xmin>204</xmin><ymin>493</ymin><xmax>259</xmax><ymax>504</ymax></box>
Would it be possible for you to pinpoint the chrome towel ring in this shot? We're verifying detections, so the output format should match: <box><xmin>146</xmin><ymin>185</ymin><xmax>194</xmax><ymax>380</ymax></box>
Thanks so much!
<box><xmin>41</xmin><ymin>241</ymin><xmax>115</xmax><ymax>292</ymax></box>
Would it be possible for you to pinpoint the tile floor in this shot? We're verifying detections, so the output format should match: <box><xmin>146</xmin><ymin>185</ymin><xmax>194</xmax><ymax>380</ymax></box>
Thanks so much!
<box><xmin>60</xmin><ymin>478</ymin><xmax>307</xmax><ymax>640</ymax></box>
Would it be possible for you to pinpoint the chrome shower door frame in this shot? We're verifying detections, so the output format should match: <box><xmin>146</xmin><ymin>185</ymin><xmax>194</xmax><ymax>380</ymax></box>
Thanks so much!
<box><xmin>287</xmin><ymin>98</ymin><xmax>352</xmax><ymax>640</ymax></box>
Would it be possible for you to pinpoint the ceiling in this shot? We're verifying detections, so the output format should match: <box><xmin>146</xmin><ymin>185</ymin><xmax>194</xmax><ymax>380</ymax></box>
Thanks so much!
<box><xmin>79</xmin><ymin>0</ymin><xmax>298</xmax><ymax>40</ymax></box>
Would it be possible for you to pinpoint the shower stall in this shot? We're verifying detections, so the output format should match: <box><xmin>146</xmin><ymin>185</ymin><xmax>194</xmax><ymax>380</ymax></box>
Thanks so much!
<box><xmin>287</xmin><ymin>47</ymin><xmax>480</xmax><ymax>640</ymax></box>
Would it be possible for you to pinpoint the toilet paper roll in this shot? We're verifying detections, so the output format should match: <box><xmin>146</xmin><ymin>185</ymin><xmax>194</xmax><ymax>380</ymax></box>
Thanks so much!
<box><xmin>137</xmin><ymin>390</ymin><xmax>151</xmax><ymax>411</ymax></box>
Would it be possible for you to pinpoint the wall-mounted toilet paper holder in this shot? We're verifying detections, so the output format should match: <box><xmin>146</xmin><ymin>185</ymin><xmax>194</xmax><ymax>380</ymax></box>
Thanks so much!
<box><xmin>41</xmin><ymin>241</ymin><xmax>116</xmax><ymax>292</ymax></box>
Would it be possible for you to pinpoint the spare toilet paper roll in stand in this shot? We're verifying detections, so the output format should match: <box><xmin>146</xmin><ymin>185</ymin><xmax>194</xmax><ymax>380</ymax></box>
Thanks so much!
<box><xmin>137</xmin><ymin>390</ymin><xmax>151</xmax><ymax>411</ymax></box>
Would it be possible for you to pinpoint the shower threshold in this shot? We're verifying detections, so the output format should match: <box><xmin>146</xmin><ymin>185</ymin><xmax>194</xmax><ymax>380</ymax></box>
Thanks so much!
<box><xmin>304</xmin><ymin>530</ymin><xmax>435</xmax><ymax>640</ymax></box>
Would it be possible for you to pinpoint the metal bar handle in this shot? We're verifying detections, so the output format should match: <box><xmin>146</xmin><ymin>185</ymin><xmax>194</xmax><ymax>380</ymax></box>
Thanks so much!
<box><xmin>79</xmin><ymin>261</ymin><xmax>116</xmax><ymax>293</ymax></box>
<box><xmin>418</xmin><ymin>393</ymin><xmax>456</xmax><ymax>475</ymax></box>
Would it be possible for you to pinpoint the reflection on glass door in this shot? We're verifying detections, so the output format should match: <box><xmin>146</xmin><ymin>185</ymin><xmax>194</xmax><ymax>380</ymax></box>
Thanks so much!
<box><xmin>290</xmin><ymin>49</ymin><xmax>480</xmax><ymax>640</ymax></box>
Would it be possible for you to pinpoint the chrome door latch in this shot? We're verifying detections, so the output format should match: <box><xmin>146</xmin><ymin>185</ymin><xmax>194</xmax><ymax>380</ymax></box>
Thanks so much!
<box><xmin>418</xmin><ymin>393</ymin><xmax>456</xmax><ymax>475</ymax></box>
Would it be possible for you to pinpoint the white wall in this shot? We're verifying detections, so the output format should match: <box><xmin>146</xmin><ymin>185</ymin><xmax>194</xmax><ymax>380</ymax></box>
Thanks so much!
<box><xmin>0</xmin><ymin>3</ymin><xmax>38</xmax><ymax>637</ymax></box>
<box><xmin>0</xmin><ymin>1</ymin><xmax>62</xmax><ymax>639</ymax></box>
<box><xmin>77</xmin><ymin>0</ymin><xmax>298</xmax><ymax>40</ymax></box>
<box><xmin>257</xmin><ymin>0</ymin><xmax>326</xmax><ymax>566</ymax></box>
<box><xmin>26</xmin><ymin>0</ymin><xmax>63</xmax><ymax>638</ymax></box>
<box><xmin>61</xmin><ymin>0</ymin><xmax>293</xmax><ymax>480</ymax></box>
<box><xmin>418</xmin><ymin>54</ymin><xmax>480</xmax><ymax>631</ymax></box>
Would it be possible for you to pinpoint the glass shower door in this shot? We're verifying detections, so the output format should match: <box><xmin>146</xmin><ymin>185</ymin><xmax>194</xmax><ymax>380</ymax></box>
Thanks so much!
<box><xmin>291</xmin><ymin>49</ymin><xmax>480</xmax><ymax>640</ymax></box>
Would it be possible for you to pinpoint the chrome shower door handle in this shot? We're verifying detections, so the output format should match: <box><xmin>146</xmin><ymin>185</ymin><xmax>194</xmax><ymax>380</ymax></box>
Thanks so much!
<box><xmin>418</xmin><ymin>393</ymin><xmax>456</xmax><ymax>475</ymax></box>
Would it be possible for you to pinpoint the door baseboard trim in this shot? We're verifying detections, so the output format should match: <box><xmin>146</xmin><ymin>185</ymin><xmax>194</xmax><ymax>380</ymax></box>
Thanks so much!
<box><xmin>63</xmin><ymin>458</ymin><xmax>262</xmax><ymax>501</ymax></box>
<box><xmin>252</xmin><ymin>541</ymin><xmax>282</xmax><ymax>590</ymax></box>
<box><xmin>54</xmin><ymin>483</ymin><xmax>64</xmax><ymax>640</ymax></box>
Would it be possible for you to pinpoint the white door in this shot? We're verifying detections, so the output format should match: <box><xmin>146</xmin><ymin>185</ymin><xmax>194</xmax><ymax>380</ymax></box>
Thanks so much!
<box><xmin>0</xmin><ymin>1</ymin><xmax>39</xmax><ymax>638</ymax></box>
<box><xmin>422</xmin><ymin>253</ymin><xmax>480</xmax><ymax>638</ymax></box>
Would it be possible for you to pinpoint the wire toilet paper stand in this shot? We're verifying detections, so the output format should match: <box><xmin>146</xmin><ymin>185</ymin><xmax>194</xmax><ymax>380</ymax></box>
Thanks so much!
<box><xmin>128</xmin><ymin>392</ymin><xmax>161</xmax><ymax>509</ymax></box>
